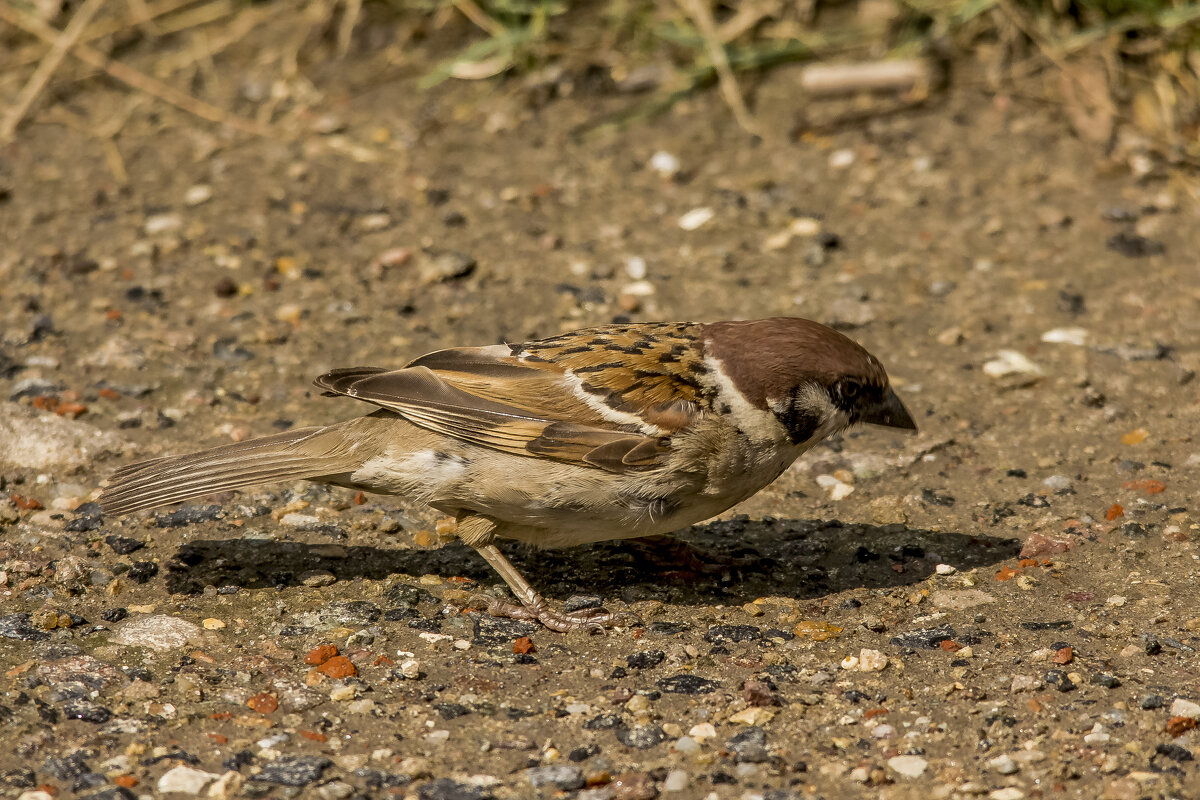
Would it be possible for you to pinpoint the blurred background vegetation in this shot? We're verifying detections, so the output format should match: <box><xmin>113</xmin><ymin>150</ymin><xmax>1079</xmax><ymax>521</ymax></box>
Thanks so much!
<box><xmin>2</xmin><ymin>0</ymin><xmax>1198</xmax><ymax>162</ymax></box>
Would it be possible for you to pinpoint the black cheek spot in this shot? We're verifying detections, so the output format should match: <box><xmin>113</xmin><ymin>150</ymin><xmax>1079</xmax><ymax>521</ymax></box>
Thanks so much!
<box><xmin>782</xmin><ymin>405</ymin><xmax>822</xmax><ymax>445</ymax></box>
<box><xmin>719</xmin><ymin>403</ymin><xmax>732</xmax><ymax>415</ymax></box>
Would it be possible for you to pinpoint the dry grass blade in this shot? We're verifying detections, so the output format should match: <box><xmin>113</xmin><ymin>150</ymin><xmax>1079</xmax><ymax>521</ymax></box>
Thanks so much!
<box><xmin>6</xmin><ymin>0</ymin><xmax>201</xmax><ymax>68</ymax></box>
<box><xmin>337</xmin><ymin>0</ymin><xmax>363</xmax><ymax>56</ymax></box>
<box><xmin>0</xmin><ymin>1</ymin><xmax>278</xmax><ymax>140</ymax></box>
<box><xmin>677</xmin><ymin>0</ymin><xmax>760</xmax><ymax>137</ymax></box>
<box><xmin>1</xmin><ymin>0</ymin><xmax>108</xmax><ymax>143</ymax></box>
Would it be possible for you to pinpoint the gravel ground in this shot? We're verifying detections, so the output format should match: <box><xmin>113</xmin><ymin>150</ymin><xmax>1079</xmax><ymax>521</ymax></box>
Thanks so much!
<box><xmin>1</xmin><ymin>29</ymin><xmax>1199</xmax><ymax>800</ymax></box>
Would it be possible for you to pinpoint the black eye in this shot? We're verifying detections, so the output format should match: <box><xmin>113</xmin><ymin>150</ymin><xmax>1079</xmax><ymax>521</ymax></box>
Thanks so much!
<box><xmin>838</xmin><ymin>379</ymin><xmax>862</xmax><ymax>402</ymax></box>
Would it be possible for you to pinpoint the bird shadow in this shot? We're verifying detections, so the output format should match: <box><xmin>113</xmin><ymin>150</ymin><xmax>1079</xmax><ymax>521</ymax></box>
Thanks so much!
<box><xmin>161</xmin><ymin>515</ymin><xmax>1019</xmax><ymax>609</ymax></box>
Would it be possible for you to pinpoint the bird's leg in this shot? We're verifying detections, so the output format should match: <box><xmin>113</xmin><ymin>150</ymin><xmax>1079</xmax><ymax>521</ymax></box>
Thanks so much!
<box><xmin>457</xmin><ymin>514</ymin><xmax>638</xmax><ymax>633</ymax></box>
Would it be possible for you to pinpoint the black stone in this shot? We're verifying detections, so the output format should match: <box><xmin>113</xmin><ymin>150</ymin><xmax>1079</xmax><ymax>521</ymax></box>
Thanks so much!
<box><xmin>418</xmin><ymin>778</ymin><xmax>494</xmax><ymax>800</ymax></box>
<box><xmin>127</xmin><ymin>561</ymin><xmax>158</xmax><ymax>583</ymax></box>
<box><xmin>104</xmin><ymin>535</ymin><xmax>144</xmax><ymax>555</ymax></box>
<box><xmin>626</xmin><ymin>650</ymin><xmax>665</xmax><ymax>670</ymax></box>
<box><xmin>72</xmin><ymin>772</ymin><xmax>108</xmax><ymax>791</ymax></box>
<box><xmin>921</xmin><ymin>489</ymin><xmax>956</xmax><ymax>507</ymax></box>
<box><xmin>889</xmin><ymin>625</ymin><xmax>956</xmax><ymax>650</ymax></box>
<box><xmin>250</xmin><ymin>756</ymin><xmax>331</xmax><ymax>786</ymax></box>
<box><xmin>320</xmin><ymin>601</ymin><xmax>381</xmax><ymax>626</ymax></box>
<box><xmin>384</xmin><ymin>584</ymin><xmax>436</xmax><ymax>606</ymax></box>
<box><xmin>354</xmin><ymin>768</ymin><xmax>411</xmax><ymax>789</ymax></box>
<box><xmin>1044</xmin><ymin>670</ymin><xmax>1075</xmax><ymax>692</ymax></box>
<box><xmin>44</xmin><ymin>752</ymin><xmax>90</xmax><ymax>780</ymax></box>
<box><xmin>472</xmin><ymin>615</ymin><xmax>537</xmax><ymax>646</ymax></box>
<box><xmin>647</xmin><ymin>621</ymin><xmax>690</xmax><ymax>636</ymax></box>
<box><xmin>1140</xmin><ymin>694</ymin><xmax>1165</xmax><ymax>710</ymax></box>
<box><xmin>63</xmin><ymin>700</ymin><xmax>112</xmax><ymax>723</ymax></box>
<box><xmin>1017</xmin><ymin>493</ymin><xmax>1050</xmax><ymax>508</ymax></box>
<box><xmin>1156</xmin><ymin>743</ymin><xmax>1193</xmax><ymax>762</ymax></box>
<box><xmin>436</xmin><ymin>703</ymin><xmax>471</xmax><ymax>720</ymax></box>
<box><xmin>657</xmin><ymin>674</ymin><xmax>718</xmax><ymax>694</ymax></box>
<box><xmin>728</xmin><ymin>726</ymin><xmax>769</xmax><ymax>763</ymax></box>
<box><xmin>567</xmin><ymin>744</ymin><xmax>600</xmax><ymax>762</ymax></box>
<box><xmin>278</xmin><ymin>625</ymin><xmax>311</xmax><ymax>637</ymax></box>
<box><xmin>562</xmin><ymin>594</ymin><xmax>603</xmax><ymax>613</ymax></box>
<box><xmin>0</xmin><ymin>614</ymin><xmax>50</xmax><ymax>641</ymax></box>
<box><xmin>1091</xmin><ymin>673</ymin><xmax>1121</xmax><ymax>689</ymax></box>
<box><xmin>1019</xmin><ymin>621</ymin><xmax>1072</xmax><ymax>631</ymax></box>
<box><xmin>79</xmin><ymin>789</ymin><xmax>135</xmax><ymax>800</ymax></box>
<box><xmin>1106</xmin><ymin>232</ymin><xmax>1165</xmax><ymax>258</ymax></box>
<box><xmin>704</xmin><ymin>624</ymin><xmax>761</xmax><ymax>643</ymax></box>
<box><xmin>615</xmin><ymin>723</ymin><xmax>666</xmax><ymax>749</ymax></box>
<box><xmin>222</xmin><ymin>750</ymin><xmax>255</xmax><ymax>771</ymax></box>
<box><xmin>67</xmin><ymin>504</ymin><xmax>104</xmax><ymax>532</ymax></box>
<box><xmin>154</xmin><ymin>505</ymin><xmax>223</xmax><ymax>528</ymax></box>
<box><xmin>584</xmin><ymin>714</ymin><xmax>623</xmax><ymax>731</ymax></box>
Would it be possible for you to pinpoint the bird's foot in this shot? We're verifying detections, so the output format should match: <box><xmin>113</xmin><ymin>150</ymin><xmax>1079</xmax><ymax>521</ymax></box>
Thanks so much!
<box><xmin>482</xmin><ymin>595</ymin><xmax>640</xmax><ymax>634</ymax></box>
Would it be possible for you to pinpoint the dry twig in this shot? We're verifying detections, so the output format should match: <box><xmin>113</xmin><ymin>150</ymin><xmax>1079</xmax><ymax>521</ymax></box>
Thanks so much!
<box><xmin>337</xmin><ymin>0</ymin><xmax>363</xmax><ymax>57</ymax></box>
<box><xmin>677</xmin><ymin>0</ymin><xmax>760</xmax><ymax>137</ymax></box>
<box><xmin>1</xmin><ymin>0</ymin><xmax>108</xmax><ymax>142</ymax></box>
<box><xmin>0</xmin><ymin>0</ymin><xmax>277</xmax><ymax>139</ymax></box>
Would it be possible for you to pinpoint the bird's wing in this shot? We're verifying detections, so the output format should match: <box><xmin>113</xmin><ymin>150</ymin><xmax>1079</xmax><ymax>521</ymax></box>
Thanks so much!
<box><xmin>314</xmin><ymin>323</ymin><xmax>709</xmax><ymax>473</ymax></box>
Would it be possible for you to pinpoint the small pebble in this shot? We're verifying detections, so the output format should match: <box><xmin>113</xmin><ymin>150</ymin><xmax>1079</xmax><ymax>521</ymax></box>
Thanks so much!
<box><xmin>983</xmin><ymin>350</ymin><xmax>1043</xmax><ymax>378</ymax></box>
<box><xmin>649</xmin><ymin>151</ymin><xmax>680</xmax><ymax>177</ymax></box>
<box><xmin>987</xmin><ymin>754</ymin><xmax>1018</xmax><ymax>774</ymax></box>
<box><xmin>678</xmin><ymin>207</ymin><xmax>714</xmax><ymax>231</ymax></box>
<box><xmin>887</xmin><ymin>755</ymin><xmax>927</xmax><ymax>778</ymax></box>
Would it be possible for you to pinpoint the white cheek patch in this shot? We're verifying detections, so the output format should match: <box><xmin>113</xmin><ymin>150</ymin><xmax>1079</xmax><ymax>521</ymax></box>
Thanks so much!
<box><xmin>702</xmin><ymin>355</ymin><xmax>787</xmax><ymax>444</ymax></box>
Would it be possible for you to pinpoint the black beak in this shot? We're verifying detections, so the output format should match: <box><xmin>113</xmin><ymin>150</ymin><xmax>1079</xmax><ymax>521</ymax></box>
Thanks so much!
<box><xmin>861</xmin><ymin>387</ymin><xmax>917</xmax><ymax>431</ymax></box>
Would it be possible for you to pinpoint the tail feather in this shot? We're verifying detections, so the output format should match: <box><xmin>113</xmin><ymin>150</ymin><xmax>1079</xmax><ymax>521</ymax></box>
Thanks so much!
<box><xmin>100</xmin><ymin>425</ymin><xmax>365</xmax><ymax>516</ymax></box>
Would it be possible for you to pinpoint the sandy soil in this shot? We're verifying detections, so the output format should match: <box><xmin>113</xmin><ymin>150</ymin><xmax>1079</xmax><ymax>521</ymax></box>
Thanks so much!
<box><xmin>1</xmin><ymin>21</ymin><xmax>1199</xmax><ymax>800</ymax></box>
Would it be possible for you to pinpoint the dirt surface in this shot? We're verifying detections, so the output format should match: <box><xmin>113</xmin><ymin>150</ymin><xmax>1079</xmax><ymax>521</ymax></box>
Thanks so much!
<box><xmin>2</xmin><ymin>26</ymin><xmax>1200</xmax><ymax>800</ymax></box>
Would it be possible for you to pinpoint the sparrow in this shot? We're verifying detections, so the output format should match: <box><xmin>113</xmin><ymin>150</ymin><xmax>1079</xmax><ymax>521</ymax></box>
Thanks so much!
<box><xmin>100</xmin><ymin>317</ymin><xmax>916</xmax><ymax>632</ymax></box>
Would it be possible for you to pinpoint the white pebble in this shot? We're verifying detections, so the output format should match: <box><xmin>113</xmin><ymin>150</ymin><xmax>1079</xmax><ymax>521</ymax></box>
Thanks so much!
<box><xmin>678</xmin><ymin>207</ymin><xmax>715</xmax><ymax>231</ymax></box>
<box><xmin>858</xmin><ymin>648</ymin><xmax>889</xmax><ymax>672</ymax></box>
<box><xmin>1041</xmin><ymin>327</ymin><xmax>1088</xmax><ymax>346</ymax></box>
<box><xmin>816</xmin><ymin>474</ymin><xmax>855</xmax><ymax>501</ymax></box>
<box><xmin>158</xmin><ymin>764</ymin><xmax>219</xmax><ymax>794</ymax></box>
<box><xmin>987</xmin><ymin>754</ymin><xmax>1018</xmax><ymax>774</ymax></box>
<box><xmin>279</xmin><ymin>512</ymin><xmax>321</xmax><ymax>528</ymax></box>
<box><xmin>935</xmin><ymin>563</ymin><xmax>957</xmax><ymax>575</ymax></box>
<box><xmin>399</xmin><ymin>658</ymin><xmax>421</xmax><ymax>679</ymax></box>
<box><xmin>886</xmin><ymin>755</ymin><xmax>927</xmax><ymax>778</ymax></box>
<box><xmin>982</xmin><ymin>350</ymin><xmax>1043</xmax><ymax>378</ymax></box>
<box><xmin>144</xmin><ymin>212</ymin><xmax>183</xmax><ymax>235</ymax></box>
<box><xmin>1083</xmin><ymin>723</ymin><xmax>1110</xmax><ymax>745</ymax></box>
<box><xmin>649</xmin><ymin>151</ymin><xmax>681</xmax><ymax>177</ymax></box>
<box><xmin>829</xmin><ymin>148</ymin><xmax>856</xmax><ymax>169</ymax></box>
<box><xmin>624</xmin><ymin>256</ymin><xmax>647</xmax><ymax>280</ymax></box>
<box><xmin>1170</xmin><ymin>698</ymin><xmax>1200</xmax><ymax>719</ymax></box>
<box><xmin>688</xmin><ymin>722</ymin><xmax>717</xmax><ymax>740</ymax></box>
<box><xmin>1106</xmin><ymin>596</ymin><xmax>1127</xmax><ymax>607</ymax></box>
<box><xmin>989</xmin><ymin>788</ymin><xmax>1025</xmax><ymax>800</ymax></box>
<box><xmin>840</xmin><ymin>655</ymin><xmax>859</xmax><ymax>670</ymax></box>
<box><xmin>620</xmin><ymin>280</ymin><xmax>656</xmax><ymax>297</ymax></box>
<box><xmin>871</xmin><ymin>724</ymin><xmax>896</xmax><ymax>739</ymax></box>
<box><xmin>184</xmin><ymin>184</ymin><xmax>213</xmax><ymax>206</ymax></box>
<box><xmin>1042</xmin><ymin>475</ymin><xmax>1071</xmax><ymax>491</ymax></box>
<box><xmin>663</xmin><ymin>769</ymin><xmax>690</xmax><ymax>792</ymax></box>
<box><xmin>672</xmin><ymin>736</ymin><xmax>700</xmax><ymax>755</ymax></box>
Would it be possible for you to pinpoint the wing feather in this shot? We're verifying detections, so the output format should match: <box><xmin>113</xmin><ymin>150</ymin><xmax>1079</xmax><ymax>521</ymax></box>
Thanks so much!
<box><xmin>314</xmin><ymin>324</ymin><xmax>706</xmax><ymax>472</ymax></box>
